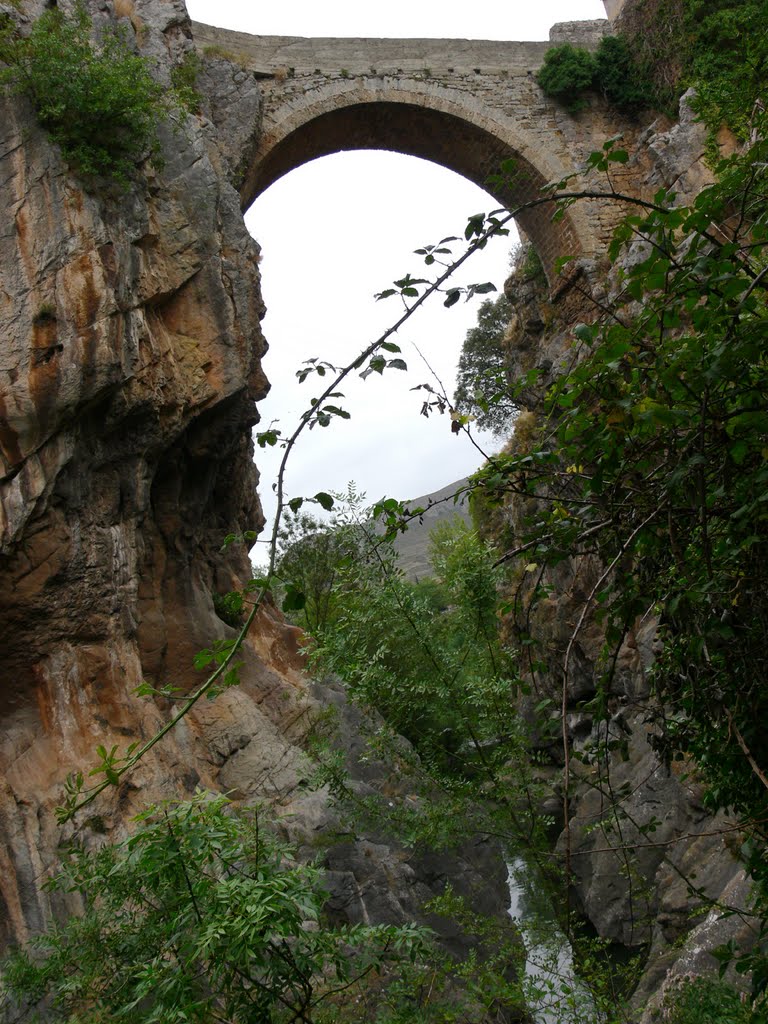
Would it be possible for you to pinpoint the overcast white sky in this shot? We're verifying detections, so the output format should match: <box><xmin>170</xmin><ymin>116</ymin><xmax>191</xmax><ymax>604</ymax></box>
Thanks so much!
<box><xmin>186</xmin><ymin>1</ymin><xmax>608</xmax><ymax>530</ymax></box>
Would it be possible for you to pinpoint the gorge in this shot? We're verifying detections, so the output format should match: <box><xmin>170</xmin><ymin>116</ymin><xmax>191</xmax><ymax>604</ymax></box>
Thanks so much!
<box><xmin>1</xmin><ymin>1</ymin><xmax>765</xmax><ymax>1021</ymax></box>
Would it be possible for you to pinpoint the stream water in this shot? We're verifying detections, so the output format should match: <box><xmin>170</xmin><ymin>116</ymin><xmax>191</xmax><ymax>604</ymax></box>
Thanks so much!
<box><xmin>506</xmin><ymin>856</ymin><xmax>601</xmax><ymax>1024</ymax></box>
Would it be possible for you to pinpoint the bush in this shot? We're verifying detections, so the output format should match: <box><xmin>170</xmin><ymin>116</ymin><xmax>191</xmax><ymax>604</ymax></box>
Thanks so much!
<box><xmin>536</xmin><ymin>42</ymin><xmax>597</xmax><ymax>113</ymax></box>
<box><xmin>660</xmin><ymin>976</ymin><xmax>759</xmax><ymax>1024</ymax></box>
<box><xmin>0</xmin><ymin>793</ymin><xmax>427</xmax><ymax>1023</ymax></box>
<box><xmin>0</xmin><ymin>3</ymin><xmax>174</xmax><ymax>185</ymax></box>
<box><xmin>594</xmin><ymin>35</ymin><xmax>649</xmax><ymax>111</ymax></box>
<box><xmin>537</xmin><ymin>36</ymin><xmax>652</xmax><ymax>115</ymax></box>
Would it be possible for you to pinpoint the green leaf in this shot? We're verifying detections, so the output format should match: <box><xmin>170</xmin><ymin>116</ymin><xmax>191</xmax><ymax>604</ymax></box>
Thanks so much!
<box><xmin>729</xmin><ymin>440</ymin><xmax>749</xmax><ymax>464</ymax></box>
<box><xmin>314</xmin><ymin>491</ymin><xmax>335</xmax><ymax>511</ymax></box>
<box><xmin>573</xmin><ymin>323</ymin><xmax>594</xmax><ymax>343</ymax></box>
<box><xmin>282</xmin><ymin>586</ymin><xmax>307</xmax><ymax>612</ymax></box>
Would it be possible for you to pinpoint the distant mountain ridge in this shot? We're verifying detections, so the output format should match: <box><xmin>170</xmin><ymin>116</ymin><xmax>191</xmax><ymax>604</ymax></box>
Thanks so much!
<box><xmin>391</xmin><ymin>477</ymin><xmax>472</xmax><ymax>580</ymax></box>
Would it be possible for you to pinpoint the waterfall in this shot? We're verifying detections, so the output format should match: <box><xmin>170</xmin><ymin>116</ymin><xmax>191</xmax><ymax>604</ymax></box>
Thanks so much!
<box><xmin>506</xmin><ymin>856</ymin><xmax>602</xmax><ymax>1024</ymax></box>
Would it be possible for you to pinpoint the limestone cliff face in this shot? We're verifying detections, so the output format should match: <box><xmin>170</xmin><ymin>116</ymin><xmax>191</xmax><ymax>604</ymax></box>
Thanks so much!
<box><xmin>0</xmin><ymin>0</ymin><xmax>308</xmax><ymax>949</ymax></box>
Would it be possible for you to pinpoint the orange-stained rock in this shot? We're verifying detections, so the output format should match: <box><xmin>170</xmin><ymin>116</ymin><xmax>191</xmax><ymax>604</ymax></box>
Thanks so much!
<box><xmin>0</xmin><ymin>0</ymin><xmax>299</xmax><ymax>949</ymax></box>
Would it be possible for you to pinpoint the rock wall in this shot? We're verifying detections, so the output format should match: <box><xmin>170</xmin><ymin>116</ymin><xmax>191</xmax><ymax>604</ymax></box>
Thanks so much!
<box><xmin>0</xmin><ymin>0</ymin><xmax>287</xmax><ymax>947</ymax></box>
<box><xmin>603</xmin><ymin>0</ymin><xmax>627</xmax><ymax>21</ymax></box>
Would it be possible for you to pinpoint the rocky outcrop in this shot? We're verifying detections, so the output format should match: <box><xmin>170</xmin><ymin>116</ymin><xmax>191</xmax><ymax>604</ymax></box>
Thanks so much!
<box><xmin>0</xmin><ymin>0</ymin><xmax>284</xmax><ymax>949</ymax></box>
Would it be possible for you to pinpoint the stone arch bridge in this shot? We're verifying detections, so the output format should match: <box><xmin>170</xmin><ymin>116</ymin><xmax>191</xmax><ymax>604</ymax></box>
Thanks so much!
<box><xmin>192</xmin><ymin>17</ymin><xmax>640</xmax><ymax>286</ymax></box>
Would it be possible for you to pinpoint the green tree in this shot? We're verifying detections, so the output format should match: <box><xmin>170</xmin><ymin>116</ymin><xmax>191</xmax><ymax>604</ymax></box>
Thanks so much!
<box><xmin>1</xmin><ymin>793</ymin><xmax>427</xmax><ymax>1024</ymax></box>
<box><xmin>310</xmin><ymin>514</ymin><xmax>527</xmax><ymax>781</ymax></box>
<box><xmin>453</xmin><ymin>293</ymin><xmax>515</xmax><ymax>438</ymax></box>
<box><xmin>272</xmin><ymin>486</ymin><xmax>369</xmax><ymax>633</ymax></box>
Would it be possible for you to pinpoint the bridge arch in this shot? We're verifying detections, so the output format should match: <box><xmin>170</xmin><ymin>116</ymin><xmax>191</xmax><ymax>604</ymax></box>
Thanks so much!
<box><xmin>240</xmin><ymin>77</ymin><xmax>608</xmax><ymax>285</ymax></box>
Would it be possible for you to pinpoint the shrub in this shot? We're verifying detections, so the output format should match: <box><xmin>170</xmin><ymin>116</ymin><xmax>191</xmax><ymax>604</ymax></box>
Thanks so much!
<box><xmin>453</xmin><ymin>292</ymin><xmax>515</xmax><ymax>438</ymax></box>
<box><xmin>170</xmin><ymin>49</ymin><xmax>203</xmax><ymax>115</ymax></box>
<box><xmin>660</xmin><ymin>976</ymin><xmax>759</xmax><ymax>1024</ymax></box>
<box><xmin>594</xmin><ymin>35</ymin><xmax>649</xmax><ymax>111</ymax></box>
<box><xmin>536</xmin><ymin>43</ymin><xmax>597</xmax><ymax>113</ymax></box>
<box><xmin>537</xmin><ymin>36</ymin><xmax>651</xmax><ymax>115</ymax></box>
<box><xmin>0</xmin><ymin>3</ymin><xmax>173</xmax><ymax>186</ymax></box>
<box><xmin>0</xmin><ymin>793</ymin><xmax>427</xmax><ymax>1023</ymax></box>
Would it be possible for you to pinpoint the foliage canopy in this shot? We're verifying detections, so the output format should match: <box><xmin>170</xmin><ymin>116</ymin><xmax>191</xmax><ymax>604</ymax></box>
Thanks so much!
<box><xmin>536</xmin><ymin>36</ymin><xmax>649</xmax><ymax>114</ymax></box>
<box><xmin>453</xmin><ymin>293</ymin><xmax>516</xmax><ymax>438</ymax></box>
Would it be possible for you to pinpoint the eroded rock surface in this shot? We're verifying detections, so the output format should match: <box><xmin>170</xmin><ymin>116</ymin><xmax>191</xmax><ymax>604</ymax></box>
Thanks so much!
<box><xmin>0</xmin><ymin>0</ymin><xmax>284</xmax><ymax>949</ymax></box>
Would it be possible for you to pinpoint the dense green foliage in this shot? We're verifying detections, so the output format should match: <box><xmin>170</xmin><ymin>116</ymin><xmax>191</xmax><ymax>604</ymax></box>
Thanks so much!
<box><xmin>472</xmin><ymin>106</ymin><xmax>768</xmax><ymax>1009</ymax></box>
<box><xmin>310</xmin><ymin>516</ymin><xmax>516</xmax><ymax>774</ymax></box>
<box><xmin>539</xmin><ymin>0</ymin><xmax>768</xmax><ymax>126</ymax></box>
<box><xmin>327</xmin><ymin>3</ymin><xmax>768</xmax><ymax>1013</ymax></box>
<box><xmin>658</xmin><ymin>976</ymin><xmax>756</xmax><ymax>1024</ymax></box>
<box><xmin>536</xmin><ymin>35</ymin><xmax>649</xmax><ymax>114</ymax></box>
<box><xmin>453</xmin><ymin>293</ymin><xmax>515</xmax><ymax>438</ymax></box>
<box><xmin>592</xmin><ymin>35</ymin><xmax>649</xmax><ymax>111</ymax></box>
<box><xmin>608</xmin><ymin>0</ymin><xmax>768</xmax><ymax>130</ymax></box>
<box><xmin>0</xmin><ymin>4</ymin><xmax>181</xmax><ymax>185</ymax></box>
<box><xmin>1</xmin><ymin>794</ymin><xmax>426</xmax><ymax>1023</ymax></box>
<box><xmin>536</xmin><ymin>42</ymin><xmax>602</xmax><ymax>114</ymax></box>
<box><xmin>684</xmin><ymin>0</ymin><xmax>768</xmax><ymax>141</ymax></box>
<box><xmin>270</xmin><ymin>494</ymin><xmax>369</xmax><ymax>634</ymax></box>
